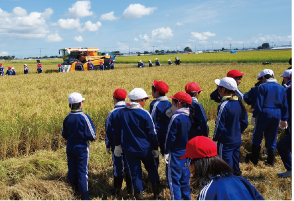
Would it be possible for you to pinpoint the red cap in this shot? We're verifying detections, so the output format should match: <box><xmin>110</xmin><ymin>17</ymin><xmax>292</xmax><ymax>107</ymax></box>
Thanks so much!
<box><xmin>8</xmin><ymin>66</ymin><xmax>11</xmax><ymax>69</ymax></box>
<box><xmin>113</xmin><ymin>89</ymin><xmax>127</xmax><ymax>100</ymax></box>
<box><xmin>58</xmin><ymin>64</ymin><xmax>61</xmax><ymax>67</ymax></box>
<box><xmin>169</xmin><ymin>92</ymin><xmax>192</xmax><ymax>105</ymax></box>
<box><xmin>227</xmin><ymin>70</ymin><xmax>244</xmax><ymax>78</ymax></box>
<box><xmin>0</xmin><ymin>63</ymin><xmax>2</xmax><ymax>65</ymax></box>
<box><xmin>153</xmin><ymin>80</ymin><xmax>169</xmax><ymax>94</ymax></box>
<box><xmin>110</xmin><ymin>60</ymin><xmax>113</xmax><ymax>62</ymax></box>
<box><xmin>100</xmin><ymin>61</ymin><xmax>103</xmax><ymax>64</ymax></box>
<box><xmin>180</xmin><ymin>136</ymin><xmax>217</xmax><ymax>159</ymax></box>
<box><xmin>76</xmin><ymin>62</ymin><xmax>79</xmax><ymax>65</ymax></box>
<box><xmin>185</xmin><ymin>82</ymin><xmax>204</xmax><ymax>93</ymax></box>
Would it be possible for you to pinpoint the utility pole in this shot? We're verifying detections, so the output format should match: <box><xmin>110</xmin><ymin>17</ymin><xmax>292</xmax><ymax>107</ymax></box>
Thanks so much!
<box><xmin>176</xmin><ymin>45</ymin><xmax>177</xmax><ymax>52</ymax></box>
<box><xmin>230</xmin><ymin>44</ymin><xmax>231</xmax><ymax>50</ymax></box>
<box><xmin>153</xmin><ymin>46</ymin><xmax>154</xmax><ymax>53</ymax></box>
<box><xmin>243</xmin><ymin>43</ymin><xmax>244</xmax><ymax>49</ymax></box>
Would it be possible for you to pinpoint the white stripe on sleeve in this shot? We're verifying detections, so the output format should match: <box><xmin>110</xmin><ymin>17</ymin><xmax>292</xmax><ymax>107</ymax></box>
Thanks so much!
<box><xmin>213</xmin><ymin>101</ymin><xmax>228</xmax><ymax>138</ymax></box>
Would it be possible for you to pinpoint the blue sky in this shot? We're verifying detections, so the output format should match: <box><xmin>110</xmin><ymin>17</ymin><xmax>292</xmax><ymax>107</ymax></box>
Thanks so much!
<box><xmin>0</xmin><ymin>0</ymin><xmax>291</xmax><ymax>58</ymax></box>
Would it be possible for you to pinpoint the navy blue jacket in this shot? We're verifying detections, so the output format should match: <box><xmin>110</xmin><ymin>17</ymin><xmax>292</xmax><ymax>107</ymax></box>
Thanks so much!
<box><xmin>113</xmin><ymin>102</ymin><xmax>158</xmax><ymax>153</ymax></box>
<box><xmin>138</xmin><ymin>62</ymin><xmax>145</xmax><ymax>68</ymax></box>
<box><xmin>192</xmin><ymin>97</ymin><xmax>209</xmax><ymax>137</ymax></box>
<box><xmin>165</xmin><ymin>108</ymin><xmax>193</xmax><ymax>154</ymax></box>
<box><xmin>59</xmin><ymin>67</ymin><xmax>63</xmax><ymax>72</ymax></box>
<box><xmin>5</xmin><ymin>70</ymin><xmax>12</xmax><ymax>75</ymax></box>
<box><xmin>244</xmin><ymin>86</ymin><xmax>259</xmax><ymax>109</ymax></box>
<box><xmin>12</xmin><ymin>71</ymin><xmax>16</xmax><ymax>75</ymax></box>
<box><xmin>62</xmin><ymin>110</ymin><xmax>96</xmax><ymax>144</ymax></box>
<box><xmin>210</xmin><ymin>87</ymin><xmax>244</xmax><ymax>103</ymax></box>
<box><xmin>168</xmin><ymin>61</ymin><xmax>173</xmax><ymax>65</ymax></box>
<box><xmin>252</xmin><ymin>79</ymin><xmax>288</xmax><ymax>121</ymax></box>
<box><xmin>24</xmin><ymin>68</ymin><xmax>29</xmax><ymax>74</ymax></box>
<box><xmin>283</xmin><ymin>80</ymin><xmax>292</xmax><ymax>89</ymax></box>
<box><xmin>149</xmin><ymin>96</ymin><xmax>172</xmax><ymax>138</ymax></box>
<box><xmin>155</xmin><ymin>61</ymin><xmax>160</xmax><ymax>66</ymax></box>
<box><xmin>0</xmin><ymin>67</ymin><xmax>4</xmax><ymax>75</ymax></box>
<box><xmin>37</xmin><ymin>67</ymin><xmax>43</xmax><ymax>73</ymax></box>
<box><xmin>197</xmin><ymin>175</ymin><xmax>264</xmax><ymax>200</ymax></box>
<box><xmin>99</xmin><ymin>64</ymin><xmax>104</xmax><ymax>70</ymax></box>
<box><xmin>213</xmin><ymin>99</ymin><xmax>248</xmax><ymax>143</ymax></box>
<box><xmin>287</xmin><ymin>85</ymin><xmax>292</xmax><ymax>130</ymax></box>
<box><xmin>76</xmin><ymin>64</ymin><xmax>84</xmax><ymax>71</ymax></box>
<box><xmin>105</xmin><ymin>102</ymin><xmax>126</xmax><ymax>149</ymax></box>
<box><xmin>87</xmin><ymin>62</ymin><xmax>94</xmax><ymax>70</ymax></box>
<box><xmin>149</xmin><ymin>63</ymin><xmax>153</xmax><ymax>67</ymax></box>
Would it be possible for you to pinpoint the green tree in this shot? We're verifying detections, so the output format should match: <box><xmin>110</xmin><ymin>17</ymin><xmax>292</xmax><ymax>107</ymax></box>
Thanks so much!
<box><xmin>184</xmin><ymin>47</ymin><xmax>192</xmax><ymax>52</ymax></box>
<box><xmin>262</xmin><ymin>43</ymin><xmax>270</xmax><ymax>49</ymax></box>
<box><xmin>155</xmin><ymin>50</ymin><xmax>160</xmax><ymax>53</ymax></box>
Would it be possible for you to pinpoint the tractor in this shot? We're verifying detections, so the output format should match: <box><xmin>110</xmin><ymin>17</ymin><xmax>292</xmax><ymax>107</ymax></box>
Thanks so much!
<box><xmin>59</xmin><ymin>47</ymin><xmax>112</xmax><ymax>72</ymax></box>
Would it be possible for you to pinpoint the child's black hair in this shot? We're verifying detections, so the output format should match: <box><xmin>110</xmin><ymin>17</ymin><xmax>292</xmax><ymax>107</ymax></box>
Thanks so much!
<box><xmin>264</xmin><ymin>74</ymin><xmax>274</xmax><ymax>79</ymax></box>
<box><xmin>113</xmin><ymin>96</ymin><xmax>125</xmax><ymax>102</ymax></box>
<box><xmin>187</xmin><ymin>91</ymin><xmax>201</xmax><ymax>97</ymax></box>
<box><xmin>172</xmin><ymin>99</ymin><xmax>195</xmax><ymax>126</ymax></box>
<box><xmin>69</xmin><ymin>102</ymin><xmax>81</xmax><ymax>110</ymax></box>
<box><xmin>255</xmin><ymin>81</ymin><xmax>262</xmax><ymax>87</ymax></box>
<box><xmin>152</xmin><ymin>86</ymin><xmax>165</xmax><ymax>96</ymax></box>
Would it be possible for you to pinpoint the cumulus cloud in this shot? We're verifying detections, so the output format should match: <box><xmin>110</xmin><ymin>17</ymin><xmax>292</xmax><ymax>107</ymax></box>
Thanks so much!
<box><xmin>122</xmin><ymin>4</ymin><xmax>157</xmax><ymax>19</ymax></box>
<box><xmin>42</xmin><ymin>8</ymin><xmax>54</xmax><ymax>19</ymax></box>
<box><xmin>140</xmin><ymin>27</ymin><xmax>173</xmax><ymax>42</ymax></box>
<box><xmin>45</xmin><ymin>33</ymin><xmax>63</xmax><ymax>42</ymax></box>
<box><xmin>100</xmin><ymin>11</ymin><xmax>118</xmax><ymax>21</ymax></box>
<box><xmin>0</xmin><ymin>7</ymin><xmax>52</xmax><ymax>39</ymax></box>
<box><xmin>191</xmin><ymin>31</ymin><xmax>216</xmax><ymax>41</ymax></box>
<box><xmin>134</xmin><ymin>38</ymin><xmax>138</xmax><ymax>41</ymax></box>
<box><xmin>83</xmin><ymin>21</ymin><xmax>101</xmax><ymax>32</ymax></box>
<box><xmin>175</xmin><ymin>22</ymin><xmax>184</xmax><ymax>26</ymax></box>
<box><xmin>68</xmin><ymin>1</ymin><xmax>93</xmax><ymax>18</ymax></box>
<box><xmin>57</xmin><ymin>18</ymin><xmax>80</xmax><ymax>29</ymax></box>
<box><xmin>0</xmin><ymin>51</ymin><xmax>9</xmax><ymax>56</ymax></box>
<box><xmin>74</xmin><ymin>36</ymin><xmax>83</xmax><ymax>42</ymax></box>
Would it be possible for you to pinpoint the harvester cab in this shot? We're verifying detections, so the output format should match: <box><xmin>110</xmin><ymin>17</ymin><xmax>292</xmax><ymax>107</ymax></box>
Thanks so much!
<box><xmin>59</xmin><ymin>48</ymin><xmax>112</xmax><ymax>72</ymax></box>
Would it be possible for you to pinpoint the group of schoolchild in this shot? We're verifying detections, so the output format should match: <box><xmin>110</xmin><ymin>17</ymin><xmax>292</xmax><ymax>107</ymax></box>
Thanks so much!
<box><xmin>0</xmin><ymin>60</ymin><xmax>43</xmax><ymax>76</ymax></box>
<box><xmin>71</xmin><ymin>59</ymin><xmax>115</xmax><ymax>72</ymax></box>
<box><xmin>61</xmin><ymin>63</ymin><xmax>292</xmax><ymax>200</ymax></box>
<box><xmin>138</xmin><ymin>57</ymin><xmax>181</xmax><ymax>68</ymax></box>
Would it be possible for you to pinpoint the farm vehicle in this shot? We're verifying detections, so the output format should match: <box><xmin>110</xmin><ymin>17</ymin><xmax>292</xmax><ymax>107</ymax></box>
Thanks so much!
<box><xmin>59</xmin><ymin>48</ymin><xmax>113</xmax><ymax>72</ymax></box>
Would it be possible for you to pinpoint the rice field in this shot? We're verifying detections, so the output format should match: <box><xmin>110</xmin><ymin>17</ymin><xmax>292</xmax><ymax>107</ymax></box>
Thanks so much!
<box><xmin>0</xmin><ymin>49</ymin><xmax>291</xmax><ymax>199</ymax></box>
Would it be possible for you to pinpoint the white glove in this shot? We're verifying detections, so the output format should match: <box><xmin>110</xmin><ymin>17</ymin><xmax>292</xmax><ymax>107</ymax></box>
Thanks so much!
<box><xmin>280</xmin><ymin>121</ymin><xmax>288</xmax><ymax>129</ymax></box>
<box><xmin>251</xmin><ymin>117</ymin><xmax>256</xmax><ymax>126</ymax></box>
<box><xmin>114</xmin><ymin>145</ymin><xmax>123</xmax><ymax>157</ymax></box>
<box><xmin>106</xmin><ymin>147</ymin><xmax>111</xmax><ymax>155</ymax></box>
<box><xmin>164</xmin><ymin>154</ymin><xmax>169</xmax><ymax>164</ymax></box>
<box><xmin>153</xmin><ymin>150</ymin><xmax>159</xmax><ymax>158</ymax></box>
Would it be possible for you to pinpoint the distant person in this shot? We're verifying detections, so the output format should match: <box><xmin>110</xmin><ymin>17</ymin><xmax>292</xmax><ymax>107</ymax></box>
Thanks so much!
<box><xmin>58</xmin><ymin>64</ymin><xmax>63</xmax><ymax>72</ymax></box>
<box><xmin>148</xmin><ymin>60</ymin><xmax>153</xmax><ymax>67</ymax></box>
<box><xmin>11</xmin><ymin>67</ymin><xmax>16</xmax><ymax>75</ymax></box>
<box><xmin>138</xmin><ymin>60</ymin><xmax>145</xmax><ymax>68</ymax></box>
<box><xmin>99</xmin><ymin>62</ymin><xmax>104</xmax><ymax>71</ymax></box>
<box><xmin>75</xmin><ymin>62</ymin><xmax>83</xmax><ymax>71</ymax></box>
<box><xmin>246</xmin><ymin>69</ymin><xmax>288</xmax><ymax>167</ymax></box>
<box><xmin>175</xmin><ymin>57</ymin><xmax>181</xmax><ymax>65</ymax></box>
<box><xmin>185</xmin><ymin>82</ymin><xmax>209</xmax><ymax>137</ymax></box>
<box><xmin>36</xmin><ymin>59</ymin><xmax>42</xmax><ymax>72</ymax></box>
<box><xmin>282</xmin><ymin>58</ymin><xmax>291</xmax><ymax>85</ymax></box>
<box><xmin>213</xmin><ymin>77</ymin><xmax>248</xmax><ymax>176</ymax></box>
<box><xmin>243</xmin><ymin>74</ymin><xmax>263</xmax><ymax>109</ymax></box>
<box><xmin>87</xmin><ymin>60</ymin><xmax>94</xmax><ymax>70</ymax></box>
<box><xmin>168</xmin><ymin>59</ymin><xmax>173</xmax><ymax>65</ymax></box>
<box><xmin>280</xmin><ymin>69</ymin><xmax>292</xmax><ymax>88</ymax></box>
<box><xmin>180</xmin><ymin>136</ymin><xmax>264</xmax><ymax>200</ymax></box>
<box><xmin>5</xmin><ymin>66</ymin><xmax>12</xmax><ymax>76</ymax></box>
<box><xmin>24</xmin><ymin>64</ymin><xmax>29</xmax><ymax>74</ymax></box>
<box><xmin>155</xmin><ymin>58</ymin><xmax>161</xmax><ymax>66</ymax></box>
<box><xmin>37</xmin><ymin>65</ymin><xmax>43</xmax><ymax>74</ymax></box>
<box><xmin>210</xmin><ymin>70</ymin><xmax>244</xmax><ymax>103</ymax></box>
<box><xmin>62</xmin><ymin>92</ymin><xmax>96</xmax><ymax>200</ymax></box>
<box><xmin>110</xmin><ymin>59</ymin><xmax>114</xmax><ymax>70</ymax></box>
<box><xmin>0</xmin><ymin>63</ymin><xmax>4</xmax><ymax>76</ymax></box>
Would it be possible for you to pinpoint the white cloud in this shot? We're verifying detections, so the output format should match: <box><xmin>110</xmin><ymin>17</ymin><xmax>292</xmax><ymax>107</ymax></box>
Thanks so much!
<box><xmin>74</xmin><ymin>36</ymin><xmax>83</xmax><ymax>42</ymax></box>
<box><xmin>42</xmin><ymin>8</ymin><xmax>54</xmax><ymax>19</ymax></box>
<box><xmin>0</xmin><ymin>8</ymin><xmax>11</xmax><ymax>17</ymax></box>
<box><xmin>191</xmin><ymin>31</ymin><xmax>216</xmax><ymax>41</ymax></box>
<box><xmin>122</xmin><ymin>4</ymin><xmax>157</xmax><ymax>19</ymax></box>
<box><xmin>139</xmin><ymin>27</ymin><xmax>173</xmax><ymax>43</ymax></box>
<box><xmin>83</xmin><ymin>21</ymin><xmax>101</xmax><ymax>32</ymax></box>
<box><xmin>175</xmin><ymin>22</ymin><xmax>184</xmax><ymax>26</ymax></box>
<box><xmin>139</xmin><ymin>34</ymin><xmax>150</xmax><ymax>41</ymax></box>
<box><xmin>226</xmin><ymin>37</ymin><xmax>233</xmax><ymax>41</ymax></box>
<box><xmin>45</xmin><ymin>33</ymin><xmax>63</xmax><ymax>42</ymax></box>
<box><xmin>134</xmin><ymin>38</ymin><xmax>138</xmax><ymax>41</ymax></box>
<box><xmin>100</xmin><ymin>11</ymin><xmax>118</xmax><ymax>21</ymax></box>
<box><xmin>13</xmin><ymin>7</ymin><xmax>27</xmax><ymax>17</ymax></box>
<box><xmin>165</xmin><ymin>14</ymin><xmax>170</xmax><ymax>17</ymax></box>
<box><xmin>0</xmin><ymin>51</ymin><xmax>9</xmax><ymax>56</ymax></box>
<box><xmin>57</xmin><ymin>18</ymin><xmax>80</xmax><ymax>29</ymax></box>
<box><xmin>68</xmin><ymin>1</ymin><xmax>93</xmax><ymax>19</ymax></box>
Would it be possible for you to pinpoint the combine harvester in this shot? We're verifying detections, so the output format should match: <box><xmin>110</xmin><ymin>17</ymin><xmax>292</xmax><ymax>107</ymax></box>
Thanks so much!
<box><xmin>59</xmin><ymin>47</ymin><xmax>113</xmax><ymax>72</ymax></box>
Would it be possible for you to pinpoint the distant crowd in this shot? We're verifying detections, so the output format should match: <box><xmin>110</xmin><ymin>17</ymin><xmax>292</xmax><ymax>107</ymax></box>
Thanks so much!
<box><xmin>137</xmin><ymin>57</ymin><xmax>181</xmax><ymax>67</ymax></box>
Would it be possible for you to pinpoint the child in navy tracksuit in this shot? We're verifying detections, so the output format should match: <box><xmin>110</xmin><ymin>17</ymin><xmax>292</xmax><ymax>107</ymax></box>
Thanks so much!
<box><xmin>247</xmin><ymin>69</ymin><xmax>288</xmax><ymax>166</ymax></box>
<box><xmin>168</xmin><ymin>59</ymin><xmax>173</xmax><ymax>65</ymax></box>
<box><xmin>165</xmin><ymin>92</ymin><xmax>194</xmax><ymax>200</ymax></box>
<box><xmin>185</xmin><ymin>82</ymin><xmax>209</xmax><ymax>137</ymax></box>
<box><xmin>150</xmin><ymin>80</ymin><xmax>172</xmax><ymax>156</ymax></box>
<box><xmin>99</xmin><ymin>62</ymin><xmax>104</xmax><ymax>71</ymax></box>
<box><xmin>76</xmin><ymin>62</ymin><xmax>84</xmax><ymax>71</ymax></box>
<box><xmin>137</xmin><ymin>61</ymin><xmax>145</xmax><ymax>68</ymax></box>
<box><xmin>213</xmin><ymin>77</ymin><xmax>248</xmax><ymax>176</ymax></box>
<box><xmin>62</xmin><ymin>92</ymin><xmax>96</xmax><ymax>200</ymax></box>
<box><xmin>11</xmin><ymin>67</ymin><xmax>16</xmax><ymax>75</ymax></box>
<box><xmin>87</xmin><ymin>60</ymin><xmax>94</xmax><ymax>70</ymax></box>
<box><xmin>155</xmin><ymin>58</ymin><xmax>161</xmax><ymax>66</ymax></box>
<box><xmin>5</xmin><ymin>67</ymin><xmax>12</xmax><ymax>76</ymax></box>
<box><xmin>105</xmin><ymin>89</ymin><xmax>132</xmax><ymax>195</ymax></box>
<box><xmin>243</xmin><ymin>75</ymin><xmax>262</xmax><ymax>109</ymax></box>
<box><xmin>210</xmin><ymin>70</ymin><xmax>244</xmax><ymax>103</ymax></box>
<box><xmin>0</xmin><ymin>63</ymin><xmax>4</xmax><ymax>76</ymax></box>
<box><xmin>110</xmin><ymin>59</ymin><xmax>114</xmax><ymax>70</ymax></box>
<box><xmin>181</xmin><ymin>136</ymin><xmax>264</xmax><ymax>200</ymax></box>
<box><xmin>149</xmin><ymin>60</ymin><xmax>153</xmax><ymax>67</ymax></box>
<box><xmin>277</xmin><ymin>83</ymin><xmax>292</xmax><ymax>178</ymax></box>
<box><xmin>280</xmin><ymin>69</ymin><xmax>292</xmax><ymax>88</ymax></box>
<box><xmin>58</xmin><ymin>64</ymin><xmax>63</xmax><ymax>72</ymax></box>
<box><xmin>113</xmin><ymin>88</ymin><xmax>160</xmax><ymax>200</ymax></box>
<box><xmin>24</xmin><ymin>64</ymin><xmax>29</xmax><ymax>74</ymax></box>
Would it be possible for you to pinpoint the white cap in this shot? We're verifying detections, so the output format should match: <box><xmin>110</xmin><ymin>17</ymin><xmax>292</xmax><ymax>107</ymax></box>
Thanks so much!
<box><xmin>214</xmin><ymin>77</ymin><xmax>238</xmax><ymax>91</ymax></box>
<box><xmin>259</xmin><ymin>69</ymin><xmax>274</xmax><ymax>77</ymax></box>
<box><xmin>155</xmin><ymin>58</ymin><xmax>158</xmax><ymax>60</ymax></box>
<box><xmin>128</xmin><ymin>88</ymin><xmax>150</xmax><ymax>100</ymax></box>
<box><xmin>257</xmin><ymin>73</ymin><xmax>262</xmax><ymax>80</ymax></box>
<box><xmin>68</xmin><ymin>92</ymin><xmax>85</xmax><ymax>104</ymax></box>
<box><xmin>12</xmin><ymin>67</ymin><xmax>15</xmax><ymax>69</ymax></box>
<box><xmin>148</xmin><ymin>60</ymin><xmax>151</xmax><ymax>62</ymax></box>
<box><xmin>280</xmin><ymin>69</ymin><xmax>292</xmax><ymax>78</ymax></box>
<box><xmin>24</xmin><ymin>64</ymin><xmax>27</xmax><ymax>66</ymax></box>
<box><xmin>168</xmin><ymin>59</ymin><xmax>171</xmax><ymax>61</ymax></box>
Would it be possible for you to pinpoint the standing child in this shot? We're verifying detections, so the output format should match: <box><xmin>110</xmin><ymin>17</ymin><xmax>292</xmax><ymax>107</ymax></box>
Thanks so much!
<box><xmin>24</xmin><ymin>64</ymin><xmax>29</xmax><ymax>74</ymax></box>
<box><xmin>210</xmin><ymin>70</ymin><xmax>244</xmax><ymax>103</ymax></box>
<box><xmin>165</xmin><ymin>92</ymin><xmax>194</xmax><ymax>200</ymax></box>
<box><xmin>246</xmin><ymin>69</ymin><xmax>288</xmax><ymax>166</ymax></box>
<box><xmin>37</xmin><ymin>65</ymin><xmax>43</xmax><ymax>74</ymax></box>
<box><xmin>99</xmin><ymin>62</ymin><xmax>104</xmax><ymax>71</ymax></box>
<box><xmin>185</xmin><ymin>82</ymin><xmax>209</xmax><ymax>137</ymax></box>
<box><xmin>168</xmin><ymin>59</ymin><xmax>173</xmax><ymax>65</ymax></box>
<box><xmin>5</xmin><ymin>67</ymin><xmax>12</xmax><ymax>76</ymax></box>
<box><xmin>105</xmin><ymin>89</ymin><xmax>132</xmax><ymax>195</ymax></box>
<box><xmin>0</xmin><ymin>63</ymin><xmax>4</xmax><ymax>76</ymax></box>
<box><xmin>155</xmin><ymin>58</ymin><xmax>161</xmax><ymax>66</ymax></box>
<box><xmin>150</xmin><ymin>80</ymin><xmax>172</xmax><ymax>156</ymax></box>
<box><xmin>280</xmin><ymin>69</ymin><xmax>292</xmax><ymax>88</ymax></box>
<box><xmin>58</xmin><ymin>64</ymin><xmax>63</xmax><ymax>72</ymax></box>
<box><xmin>110</xmin><ymin>59</ymin><xmax>114</xmax><ymax>70</ymax></box>
<box><xmin>113</xmin><ymin>88</ymin><xmax>160</xmax><ymax>200</ymax></box>
<box><xmin>62</xmin><ymin>92</ymin><xmax>96</xmax><ymax>200</ymax></box>
<box><xmin>243</xmin><ymin>74</ymin><xmax>262</xmax><ymax>109</ymax></box>
<box><xmin>213</xmin><ymin>77</ymin><xmax>248</xmax><ymax>176</ymax></box>
<box><xmin>11</xmin><ymin>67</ymin><xmax>16</xmax><ymax>75</ymax></box>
